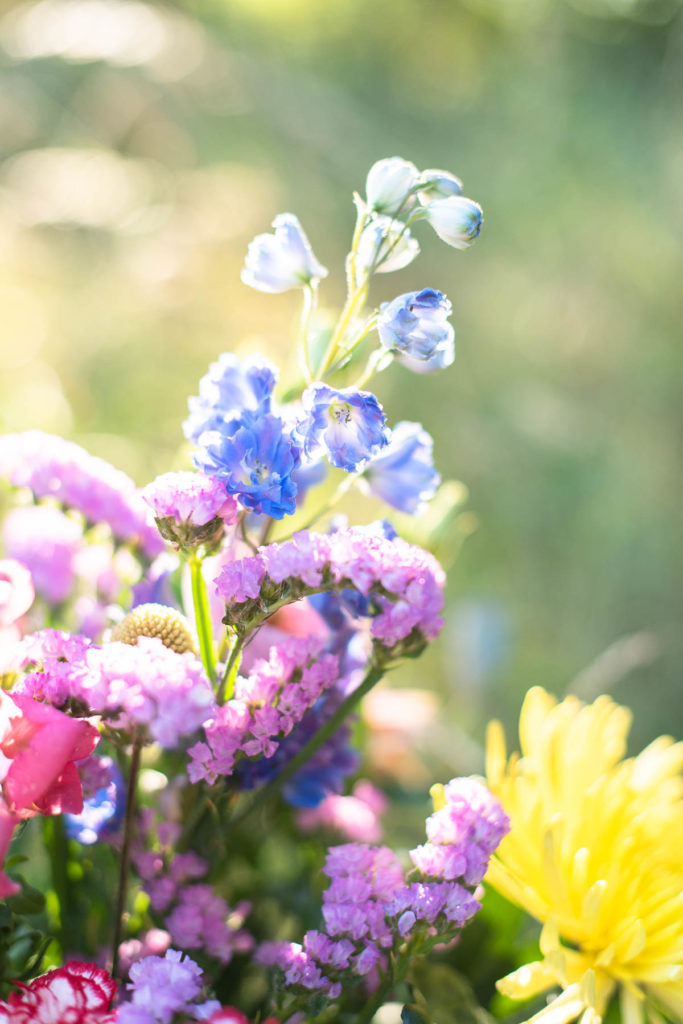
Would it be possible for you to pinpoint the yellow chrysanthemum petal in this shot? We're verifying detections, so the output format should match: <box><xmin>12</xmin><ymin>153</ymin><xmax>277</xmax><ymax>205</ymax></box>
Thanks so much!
<box><xmin>486</xmin><ymin>687</ymin><xmax>683</xmax><ymax>1024</ymax></box>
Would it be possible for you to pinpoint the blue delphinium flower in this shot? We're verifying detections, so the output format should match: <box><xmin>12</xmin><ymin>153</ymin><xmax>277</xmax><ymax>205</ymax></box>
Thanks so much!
<box><xmin>241</xmin><ymin>213</ymin><xmax>328</xmax><ymax>293</ymax></box>
<box><xmin>299</xmin><ymin>384</ymin><xmax>389</xmax><ymax>472</ymax></box>
<box><xmin>194</xmin><ymin>411</ymin><xmax>300</xmax><ymax>519</ymax></box>
<box><xmin>377</xmin><ymin>288</ymin><xmax>454</xmax><ymax>373</ymax></box>
<box><xmin>184</xmin><ymin>353</ymin><xmax>277</xmax><ymax>444</ymax></box>
<box><xmin>64</xmin><ymin>756</ymin><xmax>125</xmax><ymax>846</ymax></box>
<box><xmin>365</xmin><ymin>157</ymin><xmax>419</xmax><ymax>216</ymax></box>
<box><xmin>361</xmin><ymin>421</ymin><xmax>441</xmax><ymax>514</ymax></box>
<box><xmin>356</xmin><ymin>214</ymin><xmax>420</xmax><ymax>274</ymax></box>
<box><xmin>423</xmin><ymin>196</ymin><xmax>483</xmax><ymax>249</ymax></box>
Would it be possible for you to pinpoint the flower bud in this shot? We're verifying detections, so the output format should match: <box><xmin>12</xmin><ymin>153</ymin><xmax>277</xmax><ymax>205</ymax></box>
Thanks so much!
<box><xmin>365</xmin><ymin>157</ymin><xmax>419</xmax><ymax>216</ymax></box>
<box><xmin>424</xmin><ymin>196</ymin><xmax>483</xmax><ymax>249</ymax></box>
<box><xmin>241</xmin><ymin>213</ymin><xmax>328</xmax><ymax>293</ymax></box>
<box><xmin>417</xmin><ymin>168</ymin><xmax>463</xmax><ymax>205</ymax></box>
<box><xmin>111</xmin><ymin>604</ymin><xmax>196</xmax><ymax>655</ymax></box>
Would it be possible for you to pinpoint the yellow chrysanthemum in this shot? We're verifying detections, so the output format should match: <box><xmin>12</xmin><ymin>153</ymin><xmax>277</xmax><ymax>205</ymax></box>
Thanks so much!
<box><xmin>485</xmin><ymin>686</ymin><xmax>683</xmax><ymax>1024</ymax></box>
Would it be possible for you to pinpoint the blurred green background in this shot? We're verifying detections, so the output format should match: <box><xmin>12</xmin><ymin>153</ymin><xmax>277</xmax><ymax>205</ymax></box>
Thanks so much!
<box><xmin>0</xmin><ymin>0</ymin><xmax>681</xmax><ymax>765</ymax></box>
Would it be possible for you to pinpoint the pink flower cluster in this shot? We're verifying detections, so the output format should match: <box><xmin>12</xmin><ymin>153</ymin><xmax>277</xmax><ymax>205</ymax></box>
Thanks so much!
<box><xmin>0</xmin><ymin>558</ymin><xmax>34</xmax><ymax>672</ymax></box>
<box><xmin>297</xmin><ymin>779</ymin><xmax>387</xmax><ymax>843</ymax></box>
<box><xmin>412</xmin><ymin>776</ymin><xmax>510</xmax><ymax>886</ymax></box>
<box><xmin>17</xmin><ymin>631</ymin><xmax>215</xmax><ymax>748</ymax></box>
<box><xmin>136</xmin><ymin>848</ymin><xmax>253</xmax><ymax>966</ymax></box>
<box><xmin>188</xmin><ymin>638</ymin><xmax>339</xmax><ymax>784</ymax></box>
<box><xmin>215</xmin><ymin>528</ymin><xmax>445</xmax><ymax>649</ymax></box>
<box><xmin>0</xmin><ymin>431</ymin><xmax>163</xmax><ymax>559</ymax></box>
<box><xmin>258</xmin><ymin>779</ymin><xmax>508</xmax><ymax>1006</ymax></box>
<box><xmin>142</xmin><ymin>471</ymin><xmax>238</xmax><ymax>529</ymax></box>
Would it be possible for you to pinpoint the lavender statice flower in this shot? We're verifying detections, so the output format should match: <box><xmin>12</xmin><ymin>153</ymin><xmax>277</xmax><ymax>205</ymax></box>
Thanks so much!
<box><xmin>423</xmin><ymin>195</ymin><xmax>483</xmax><ymax>249</ymax></box>
<box><xmin>365</xmin><ymin>157</ymin><xmax>419</xmax><ymax>216</ymax></box>
<box><xmin>183</xmin><ymin>354</ymin><xmax>277</xmax><ymax>445</ymax></box>
<box><xmin>165</xmin><ymin>886</ymin><xmax>253</xmax><ymax>964</ymax></box>
<box><xmin>241</xmin><ymin>214</ymin><xmax>328</xmax><ymax>293</ymax></box>
<box><xmin>215</xmin><ymin>528</ymin><xmax>445</xmax><ymax>652</ymax></box>
<box><xmin>361</xmin><ymin>421</ymin><xmax>440</xmax><ymax>514</ymax></box>
<box><xmin>418</xmin><ymin>776</ymin><xmax>510</xmax><ymax>885</ymax></box>
<box><xmin>18</xmin><ymin>635</ymin><xmax>215</xmax><ymax>748</ymax></box>
<box><xmin>233</xmin><ymin>690</ymin><xmax>359</xmax><ymax>808</ymax></box>
<box><xmin>298</xmin><ymin>384</ymin><xmax>389</xmax><ymax>472</ymax></box>
<box><xmin>64</xmin><ymin>755</ymin><xmax>125</xmax><ymax>845</ymax></box>
<box><xmin>356</xmin><ymin>214</ymin><xmax>420</xmax><ymax>274</ymax></box>
<box><xmin>194</xmin><ymin>411</ymin><xmax>301</xmax><ymax>520</ymax></box>
<box><xmin>2</xmin><ymin>504</ymin><xmax>83</xmax><ymax>604</ymax></box>
<box><xmin>187</xmin><ymin>638</ymin><xmax>340</xmax><ymax>786</ymax></box>
<box><xmin>0</xmin><ymin>431</ymin><xmax>163</xmax><ymax>559</ymax></box>
<box><xmin>120</xmin><ymin>949</ymin><xmax>211</xmax><ymax>1024</ymax></box>
<box><xmin>377</xmin><ymin>288</ymin><xmax>455</xmax><ymax>373</ymax></box>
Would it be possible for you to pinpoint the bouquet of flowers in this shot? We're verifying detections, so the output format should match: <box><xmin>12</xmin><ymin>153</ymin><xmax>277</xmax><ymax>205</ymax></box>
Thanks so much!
<box><xmin>0</xmin><ymin>157</ymin><xmax>680</xmax><ymax>1024</ymax></box>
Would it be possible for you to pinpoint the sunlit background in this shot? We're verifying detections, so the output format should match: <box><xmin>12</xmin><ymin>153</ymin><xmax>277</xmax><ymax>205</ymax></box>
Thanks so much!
<box><xmin>1</xmin><ymin>0</ymin><xmax>682</xmax><ymax>775</ymax></box>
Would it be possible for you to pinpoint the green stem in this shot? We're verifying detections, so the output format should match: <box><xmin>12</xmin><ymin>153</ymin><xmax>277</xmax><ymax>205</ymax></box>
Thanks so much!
<box><xmin>357</xmin><ymin>973</ymin><xmax>393</xmax><ymax>1024</ymax></box>
<box><xmin>218</xmin><ymin>634</ymin><xmax>243</xmax><ymax>704</ymax></box>
<box><xmin>111</xmin><ymin>736</ymin><xmax>142</xmax><ymax>981</ymax></box>
<box><xmin>189</xmin><ymin>553</ymin><xmax>217</xmax><ymax>684</ymax></box>
<box><xmin>298</xmin><ymin>283</ymin><xmax>316</xmax><ymax>385</ymax></box>
<box><xmin>225</xmin><ymin>657</ymin><xmax>387</xmax><ymax>833</ymax></box>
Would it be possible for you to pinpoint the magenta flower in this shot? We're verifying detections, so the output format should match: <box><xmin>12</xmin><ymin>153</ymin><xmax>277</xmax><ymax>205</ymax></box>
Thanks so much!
<box><xmin>0</xmin><ymin>690</ymin><xmax>99</xmax><ymax>818</ymax></box>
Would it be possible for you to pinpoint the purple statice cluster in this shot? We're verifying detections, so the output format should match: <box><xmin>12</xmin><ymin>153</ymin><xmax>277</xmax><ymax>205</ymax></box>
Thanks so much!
<box><xmin>257</xmin><ymin>778</ymin><xmax>508</xmax><ymax>1009</ymax></box>
<box><xmin>0</xmin><ymin>431</ymin><xmax>163</xmax><ymax>559</ymax></box>
<box><xmin>117</xmin><ymin>949</ymin><xmax>219</xmax><ymax>1024</ymax></box>
<box><xmin>215</xmin><ymin>527</ymin><xmax>445</xmax><ymax>651</ymax></box>
<box><xmin>233</xmin><ymin>687</ymin><xmax>359</xmax><ymax>808</ymax></box>
<box><xmin>17</xmin><ymin>631</ymin><xmax>215</xmax><ymax>747</ymax></box>
<box><xmin>134</xmin><ymin>845</ymin><xmax>253</xmax><ymax>967</ymax></box>
<box><xmin>187</xmin><ymin>638</ymin><xmax>339</xmax><ymax>784</ymax></box>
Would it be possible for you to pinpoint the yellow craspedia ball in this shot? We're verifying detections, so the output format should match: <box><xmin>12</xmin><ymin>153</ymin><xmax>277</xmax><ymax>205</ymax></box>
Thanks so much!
<box><xmin>110</xmin><ymin>604</ymin><xmax>196</xmax><ymax>655</ymax></box>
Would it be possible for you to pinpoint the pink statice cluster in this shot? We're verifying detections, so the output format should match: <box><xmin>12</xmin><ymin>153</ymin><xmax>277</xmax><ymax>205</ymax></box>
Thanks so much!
<box><xmin>412</xmin><ymin>776</ymin><xmax>510</xmax><ymax>886</ymax></box>
<box><xmin>0</xmin><ymin>431</ymin><xmax>163</xmax><ymax>559</ymax></box>
<box><xmin>17</xmin><ymin>632</ymin><xmax>215</xmax><ymax>748</ymax></box>
<box><xmin>258</xmin><ymin>778</ymin><xmax>508</xmax><ymax>1008</ymax></box>
<box><xmin>215</xmin><ymin>527</ymin><xmax>445</xmax><ymax>649</ymax></box>
<box><xmin>135</xmin><ymin>847</ymin><xmax>253</xmax><ymax>966</ymax></box>
<box><xmin>188</xmin><ymin>638</ymin><xmax>339</xmax><ymax>784</ymax></box>
<box><xmin>297</xmin><ymin>780</ymin><xmax>387</xmax><ymax>842</ymax></box>
<box><xmin>118</xmin><ymin>949</ymin><xmax>218</xmax><ymax>1023</ymax></box>
<box><xmin>143</xmin><ymin>471</ymin><xmax>238</xmax><ymax>529</ymax></box>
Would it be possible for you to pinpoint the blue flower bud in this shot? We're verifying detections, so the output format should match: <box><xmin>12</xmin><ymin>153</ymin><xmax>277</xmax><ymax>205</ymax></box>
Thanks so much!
<box><xmin>424</xmin><ymin>196</ymin><xmax>483</xmax><ymax>249</ymax></box>
<box><xmin>241</xmin><ymin>213</ymin><xmax>328</xmax><ymax>293</ymax></box>
<box><xmin>356</xmin><ymin>215</ymin><xmax>420</xmax><ymax>274</ymax></box>
<box><xmin>365</xmin><ymin>157</ymin><xmax>419</xmax><ymax>216</ymax></box>
<box><xmin>298</xmin><ymin>384</ymin><xmax>390</xmax><ymax>472</ymax></box>
<box><xmin>377</xmin><ymin>288</ymin><xmax>454</xmax><ymax>373</ymax></box>
<box><xmin>417</xmin><ymin>168</ymin><xmax>463</xmax><ymax>204</ymax></box>
<box><xmin>361</xmin><ymin>421</ymin><xmax>441</xmax><ymax>514</ymax></box>
<box><xmin>194</xmin><ymin>411</ymin><xmax>301</xmax><ymax>519</ymax></box>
